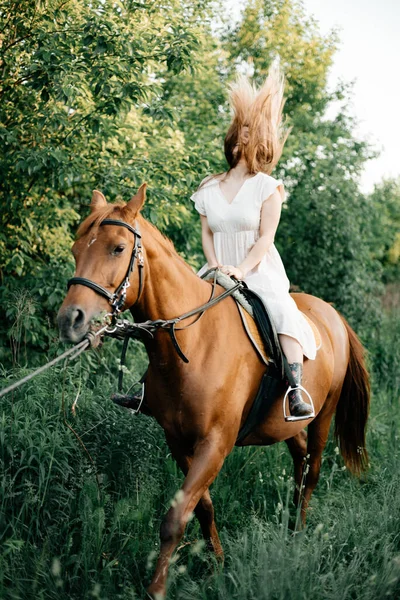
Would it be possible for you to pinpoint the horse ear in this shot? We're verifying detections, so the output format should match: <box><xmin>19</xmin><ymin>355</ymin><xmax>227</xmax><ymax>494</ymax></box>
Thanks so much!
<box><xmin>90</xmin><ymin>190</ymin><xmax>107</xmax><ymax>212</ymax></box>
<box><xmin>124</xmin><ymin>183</ymin><xmax>147</xmax><ymax>217</ymax></box>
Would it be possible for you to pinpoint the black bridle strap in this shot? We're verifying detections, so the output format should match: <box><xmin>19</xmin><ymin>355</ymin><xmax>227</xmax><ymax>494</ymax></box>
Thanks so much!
<box><xmin>102</xmin><ymin>222</ymin><xmax>144</xmax><ymax>310</ymax></box>
<box><xmin>67</xmin><ymin>219</ymin><xmax>143</xmax><ymax>313</ymax></box>
<box><xmin>67</xmin><ymin>277</ymin><xmax>114</xmax><ymax>302</ymax></box>
<box><xmin>101</xmin><ymin>219</ymin><xmax>141</xmax><ymax>237</ymax></box>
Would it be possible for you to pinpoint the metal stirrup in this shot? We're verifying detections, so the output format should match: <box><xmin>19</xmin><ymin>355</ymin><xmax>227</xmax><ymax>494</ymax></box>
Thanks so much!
<box><xmin>283</xmin><ymin>384</ymin><xmax>315</xmax><ymax>422</ymax></box>
<box><xmin>130</xmin><ymin>382</ymin><xmax>145</xmax><ymax>415</ymax></box>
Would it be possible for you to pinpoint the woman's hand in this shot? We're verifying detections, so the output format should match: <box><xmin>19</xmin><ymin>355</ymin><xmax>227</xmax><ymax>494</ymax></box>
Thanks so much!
<box><xmin>220</xmin><ymin>265</ymin><xmax>244</xmax><ymax>280</ymax></box>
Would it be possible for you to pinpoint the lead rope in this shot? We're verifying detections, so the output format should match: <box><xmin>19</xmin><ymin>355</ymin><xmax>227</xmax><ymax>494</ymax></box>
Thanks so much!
<box><xmin>0</xmin><ymin>324</ymin><xmax>110</xmax><ymax>399</ymax></box>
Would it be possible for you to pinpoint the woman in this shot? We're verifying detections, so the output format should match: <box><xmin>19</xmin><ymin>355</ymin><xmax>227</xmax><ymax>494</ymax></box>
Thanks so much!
<box><xmin>190</xmin><ymin>67</ymin><xmax>316</xmax><ymax>420</ymax></box>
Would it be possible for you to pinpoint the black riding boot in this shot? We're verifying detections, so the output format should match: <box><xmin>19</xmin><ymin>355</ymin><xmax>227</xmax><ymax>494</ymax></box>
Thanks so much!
<box><xmin>111</xmin><ymin>389</ymin><xmax>151</xmax><ymax>416</ymax></box>
<box><xmin>285</xmin><ymin>362</ymin><xmax>314</xmax><ymax>420</ymax></box>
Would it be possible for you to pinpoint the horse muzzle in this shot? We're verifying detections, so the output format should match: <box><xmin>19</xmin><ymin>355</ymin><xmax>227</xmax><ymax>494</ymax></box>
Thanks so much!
<box><xmin>57</xmin><ymin>304</ymin><xmax>90</xmax><ymax>343</ymax></box>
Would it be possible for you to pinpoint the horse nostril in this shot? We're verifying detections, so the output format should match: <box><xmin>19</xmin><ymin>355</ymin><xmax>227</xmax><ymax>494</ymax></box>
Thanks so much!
<box><xmin>71</xmin><ymin>307</ymin><xmax>85</xmax><ymax>330</ymax></box>
<box><xmin>57</xmin><ymin>305</ymin><xmax>88</xmax><ymax>343</ymax></box>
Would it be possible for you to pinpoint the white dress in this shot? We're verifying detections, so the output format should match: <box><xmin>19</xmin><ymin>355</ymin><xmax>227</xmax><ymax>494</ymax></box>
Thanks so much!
<box><xmin>190</xmin><ymin>172</ymin><xmax>316</xmax><ymax>360</ymax></box>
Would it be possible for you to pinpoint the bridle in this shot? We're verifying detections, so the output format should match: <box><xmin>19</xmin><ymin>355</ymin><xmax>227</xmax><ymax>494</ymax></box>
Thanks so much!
<box><xmin>67</xmin><ymin>219</ymin><xmax>144</xmax><ymax>315</ymax></box>
<box><xmin>66</xmin><ymin>217</ymin><xmax>243</xmax><ymax>364</ymax></box>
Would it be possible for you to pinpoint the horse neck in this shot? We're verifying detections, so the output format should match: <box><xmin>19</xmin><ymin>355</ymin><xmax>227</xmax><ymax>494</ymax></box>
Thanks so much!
<box><xmin>131</xmin><ymin>217</ymin><xmax>211</xmax><ymax>323</ymax></box>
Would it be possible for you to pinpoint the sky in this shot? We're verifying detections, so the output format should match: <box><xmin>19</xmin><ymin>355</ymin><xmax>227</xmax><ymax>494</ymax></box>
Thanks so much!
<box><xmin>302</xmin><ymin>0</ymin><xmax>400</xmax><ymax>192</ymax></box>
<box><xmin>226</xmin><ymin>0</ymin><xmax>400</xmax><ymax>192</ymax></box>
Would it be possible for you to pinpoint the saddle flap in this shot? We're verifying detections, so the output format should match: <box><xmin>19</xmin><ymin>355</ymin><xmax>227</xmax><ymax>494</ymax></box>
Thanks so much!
<box><xmin>237</xmin><ymin>304</ymin><xmax>270</xmax><ymax>366</ymax></box>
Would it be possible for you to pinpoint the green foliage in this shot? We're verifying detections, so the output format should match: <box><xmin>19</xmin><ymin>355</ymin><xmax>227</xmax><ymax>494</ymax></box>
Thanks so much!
<box><xmin>0</xmin><ymin>0</ymin><xmax>217</xmax><ymax>363</ymax></box>
<box><xmin>1</xmin><ymin>3</ymin><xmax>399</xmax><ymax>597</ymax></box>
<box><xmin>1</xmin><ymin>0</ymin><xmax>392</xmax><ymax>364</ymax></box>
<box><xmin>277</xmin><ymin>125</ymin><xmax>383</xmax><ymax>334</ymax></box>
<box><xmin>0</xmin><ymin>0</ymin><xmax>214</xmax><ymax>277</ymax></box>
<box><xmin>226</xmin><ymin>0</ymin><xmax>339</xmax><ymax>119</ymax></box>
<box><xmin>367</xmin><ymin>178</ymin><xmax>400</xmax><ymax>284</ymax></box>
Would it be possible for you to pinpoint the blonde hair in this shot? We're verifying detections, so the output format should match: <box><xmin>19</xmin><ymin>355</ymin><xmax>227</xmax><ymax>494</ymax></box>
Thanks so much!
<box><xmin>224</xmin><ymin>65</ymin><xmax>289</xmax><ymax>174</ymax></box>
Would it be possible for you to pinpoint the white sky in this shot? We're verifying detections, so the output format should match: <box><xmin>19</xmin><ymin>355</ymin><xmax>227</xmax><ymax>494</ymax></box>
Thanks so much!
<box><xmin>225</xmin><ymin>0</ymin><xmax>400</xmax><ymax>192</ymax></box>
<box><xmin>302</xmin><ymin>0</ymin><xmax>400</xmax><ymax>191</ymax></box>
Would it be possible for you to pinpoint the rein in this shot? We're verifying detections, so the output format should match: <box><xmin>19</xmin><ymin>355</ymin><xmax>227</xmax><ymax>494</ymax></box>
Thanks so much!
<box><xmin>107</xmin><ymin>269</ymin><xmax>242</xmax><ymax>366</ymax></box>
<box><xmin>0</xmin><ymin>324</ymin><xmax>110</xmax><ymax>399</ymax></box>
<box><xmin>0</xmin><ymin>223</ymin><xmax>240</xmax><ymax>398</ymax></box>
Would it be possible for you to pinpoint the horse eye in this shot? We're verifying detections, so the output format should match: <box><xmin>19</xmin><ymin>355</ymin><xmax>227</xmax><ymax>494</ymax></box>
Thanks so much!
<box><xmin>112</xmin><ymin>245</ymin><xmax>125</xmax><ymax>256</ymax></box>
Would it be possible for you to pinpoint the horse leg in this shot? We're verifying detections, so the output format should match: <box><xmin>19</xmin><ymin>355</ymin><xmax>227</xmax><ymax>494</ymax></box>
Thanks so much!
<box><xmin>300</xmin><ymin>409</ymin><xmax>335</xmax><ymax>526</ymax></box>
<box><xmin>147</xmin><ymin>434</ymin><xmax>226</xmax><ymax>598</ymax></box>
<box><xmin>170</xmin><ymin>448</ymin><xmax>224</xmax><ymax>559</ymax></box>
<box><xmin>285</xmin><ymin>430</ymin><xmax>308</xmax><ymax>507</ymax></box>
<box><xmin>194</xmin><ymin>489</ymin><xmax>224</xmax><ymax>559</ymax></box>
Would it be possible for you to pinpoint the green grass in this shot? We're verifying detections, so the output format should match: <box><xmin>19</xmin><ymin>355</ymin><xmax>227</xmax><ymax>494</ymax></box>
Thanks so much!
<box><xmin>1</xmin><ymin>313</ymin><xmax>400</xmax><ymax>599</ymax></box>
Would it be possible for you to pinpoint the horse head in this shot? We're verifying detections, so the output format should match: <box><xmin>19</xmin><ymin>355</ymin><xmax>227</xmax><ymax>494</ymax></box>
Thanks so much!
<box><xmin>57</xmin><ymin>184</ymin><xmax>147</xmax><ymax>343</ymax></box>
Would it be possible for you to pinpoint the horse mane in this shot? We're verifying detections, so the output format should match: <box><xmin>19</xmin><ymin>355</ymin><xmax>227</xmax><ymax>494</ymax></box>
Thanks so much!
<box><xmin>140</xmin><ymin>217</ymin><xmax>194</xmax><ymax>272</ymax></box>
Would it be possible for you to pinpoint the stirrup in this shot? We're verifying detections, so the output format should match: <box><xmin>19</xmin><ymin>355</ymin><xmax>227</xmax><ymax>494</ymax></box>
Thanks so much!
<box><xmin>283</xmin><ymin>384</ymin><xmax>315</xmax><ymax>422</ymax></box>
<box><xmin>133</xmin><ymin>382</ymin><xmax>145</xmax><ymax>415</ymax></box>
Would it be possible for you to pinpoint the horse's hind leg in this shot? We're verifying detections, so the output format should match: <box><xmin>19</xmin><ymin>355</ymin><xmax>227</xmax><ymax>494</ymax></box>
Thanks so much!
<box><xmin>194</xmin><ymin>489</ymin><xmax>224</xmax><ymax>559</ymax></box>
<box><xmin>285</xmin><ymin>430</ymin><xmax>307</xmax><ymax>507</ymax></box>
<box><xmin>300</xmin><ymin>408</ymin><xmax>335</xmax><ymax>525</ymax></box>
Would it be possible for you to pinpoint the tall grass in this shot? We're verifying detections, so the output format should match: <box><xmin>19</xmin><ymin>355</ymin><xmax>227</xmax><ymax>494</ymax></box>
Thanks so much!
<box><xmin>1</xmin><ymin>311</ymin><xmax>399</xmax><ymax>599</ymax></box>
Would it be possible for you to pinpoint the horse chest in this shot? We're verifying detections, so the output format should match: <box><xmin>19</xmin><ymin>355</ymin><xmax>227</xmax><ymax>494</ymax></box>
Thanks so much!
<box><xmin>148</xmin><ymin>386</ymin><xmax>211</xmax><ymax>443</ymax></box>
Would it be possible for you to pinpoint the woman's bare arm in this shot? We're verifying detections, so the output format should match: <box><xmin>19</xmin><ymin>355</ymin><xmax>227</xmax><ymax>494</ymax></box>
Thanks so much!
<box><xmin>236</xmin><ymin>189</ymin><xmax>282</xmax><ymax>277</ymax></box>
<box><xmin>200</xmin><ymin>215</ymin><xmax>220</xmax><ymax>267</ymax></box>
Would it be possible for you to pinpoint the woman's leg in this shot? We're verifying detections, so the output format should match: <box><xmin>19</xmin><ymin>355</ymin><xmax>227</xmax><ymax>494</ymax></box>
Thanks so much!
<box><xmin>278</xmin><ymin>334</ymin><xmax>314</xmax><ymax>419</ymax></box>
<box><xmin>278</xmin><ymin>334</ymin><xmax>303</xmax><ymax>364</ymax></box>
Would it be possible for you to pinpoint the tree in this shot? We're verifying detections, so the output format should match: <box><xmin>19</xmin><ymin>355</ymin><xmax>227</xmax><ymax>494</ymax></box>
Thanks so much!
<box><xmin>368</xmin><ymin>178</ymin><xmax>400</xmax><ymax>285</ymax></box>
<box><xmin>0</xmin><ymin>0</ymin><xmax>216</xmax><ymax>362</ymax></box>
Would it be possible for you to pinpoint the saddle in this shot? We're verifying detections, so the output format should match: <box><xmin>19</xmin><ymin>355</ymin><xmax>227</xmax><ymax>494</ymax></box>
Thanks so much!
<box><xmin>202</xmin><ymin>270</ymin><xmax>321</xmax><ymax>443</ymax></box>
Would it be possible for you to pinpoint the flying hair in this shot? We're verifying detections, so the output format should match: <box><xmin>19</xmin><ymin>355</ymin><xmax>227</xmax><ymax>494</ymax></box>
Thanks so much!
<box><xmin>225</xmin><ymin>65</ymin><xmax>289</xmax><ymax>174</ymax></box>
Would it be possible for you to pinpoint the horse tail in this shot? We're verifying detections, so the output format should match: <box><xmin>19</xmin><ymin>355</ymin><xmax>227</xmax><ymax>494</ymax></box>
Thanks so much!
<box><xmin>334</xmin><ymin>317</ymin><xmax>370</xmax><ymax>475</ymax></box>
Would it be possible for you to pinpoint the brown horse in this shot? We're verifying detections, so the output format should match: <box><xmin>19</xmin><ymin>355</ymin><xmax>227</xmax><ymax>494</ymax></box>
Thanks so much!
<box><xmin>57</xmin><ymin>185</ymin><xmax>370</xmax><ymax>599</ymax></box>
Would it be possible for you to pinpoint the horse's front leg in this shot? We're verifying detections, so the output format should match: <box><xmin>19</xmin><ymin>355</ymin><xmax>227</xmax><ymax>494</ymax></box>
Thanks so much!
<box><xmin>167</xmin><ymin>443</ymin><xmax>224</xmax><ymax>560</ymax></box>
<box><xmin>147</xmin><ymin>433</ymin><xmax>226</xmax><ymax>599</ymax></box>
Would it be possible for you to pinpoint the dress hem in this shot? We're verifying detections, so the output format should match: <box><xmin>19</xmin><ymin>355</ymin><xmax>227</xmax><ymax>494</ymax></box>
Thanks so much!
<box><xmin>275</xmin><ymin>330</ymin><xmax>317</xmax><ymax>361</ymax></box>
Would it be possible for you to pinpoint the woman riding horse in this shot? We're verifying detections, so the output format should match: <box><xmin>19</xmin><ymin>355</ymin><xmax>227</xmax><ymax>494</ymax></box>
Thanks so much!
<box><xmin>191</xmin><ymin>67</ymin><xmax>315</xmax><ymax>421</ymax></box>
<box><xmin>57</xmin><ymin>68</ymin><xmax>370</xmax><ymax>599</ymax></box>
